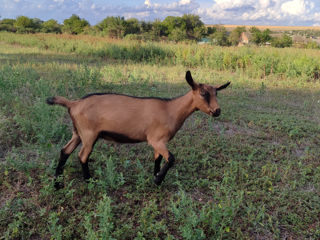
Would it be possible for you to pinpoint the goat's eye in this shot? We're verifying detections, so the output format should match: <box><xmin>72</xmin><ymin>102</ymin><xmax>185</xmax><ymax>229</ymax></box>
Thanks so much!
<box><xmin>200</xmin><ymin>90</ymin><xmax>207</xmax><ymax>97</ymax></box>
<box><xmin>200</xmin><ymin>90</ymin><xmax>210</xmax><ymax>103</ymax></box>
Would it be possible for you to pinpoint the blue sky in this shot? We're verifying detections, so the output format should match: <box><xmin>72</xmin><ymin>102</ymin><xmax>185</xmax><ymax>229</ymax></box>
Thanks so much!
<box><xmin>1</xmin><ymin>0</ymin><xmax>320</xmax><ymax>26</ymax></box>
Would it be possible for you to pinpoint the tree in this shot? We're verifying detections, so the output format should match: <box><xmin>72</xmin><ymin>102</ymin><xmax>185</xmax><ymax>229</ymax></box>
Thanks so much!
<box><xmin>41</xmin><ymin>19</ymin><xmax>61</xmax><ymax>33</ymax></box>
<box><xmin>32</xmin><ymin>18</ymin><xmax>43</xmax><ymax>31</ymax></box>
<box><xmin>249</xmin><ymin>27</ymin><xmax>262</xmax><ymax>44</ymax></box>
<box><xmin>150</xmin><ymin>19</ymin><xmax>167</xmax><ymax>40</ymax></box>
<box><xmin>228</xmin><ymin>26</ymin><xmax>246</xmax><ymax>46</ymax></box>
<box><xmin>140</xmin><ymin>21</ymin><xmax>153</xmax><ymax>33</ymax></box>
<box><xmin>125</xmin><ymin>18</ymin><xmax>140</xmax><ymax>35</ymax></box>
<box><xmin>14</xmin><ymin>16</ymin><xmax>40</xmax><ymax>33</ymax></box>
<box><xmin>181</xmin><ymin>14</ymin><xmax>205</xmax><ymax>40</ymax></box>
<box><xmin>62</xmin><ymin>14</ymin><xmax>89</xmax><ymax>34</ymax></box>
<box><xmin>261</xmin><ymin>29</ymin><xmax>272</xmax><ymax>43</ymax></box>
<box><xmin>97</xmin><ymin>16</ymin><xmax>126</xmax><ymax>38</ymax></box>
<box><xmin>249</xmin><ymin>27</ymin><xmax>271</xmax><ymax>45</ymax></box>
<box><xmin>210</xmin><ymin>25</ymin><xmax>230</xmax><ymax>46</ymax></box>
<box><xmin>271</xmin><ymin>34</ymin><xmax>293</xmax><ymax>48</ymax></box>
<box><xmin>0</xmin><ymin>18</ymin><xmax>16</xmax><ymax>32</ymax></box>
<box><xmin>206</xmin><ymin>26</ymin><xmax>217</xmax><ymax>35</ymax></box>
<box><xmin>162</xmin><ymin>16</ymin><xmax>185</xmax><ymax>36</ymax></box>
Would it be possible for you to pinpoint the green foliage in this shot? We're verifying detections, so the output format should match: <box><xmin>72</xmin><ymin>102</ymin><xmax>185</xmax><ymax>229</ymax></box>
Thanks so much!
<box><xmin>83</xmin><ymin>195</ymin><xmax>115</xmax><ymax>240</ymax></box>
<box><xmin>249</xmin><ymin>27</ymin><xmax>272</xmax><ymax>45</ymax></box>
<box><xmin>93</xmin><ymin>154</ymin><xmax>125</xmax><ymax>190</ymax></box>
<box><xmin>0</xmin><ymin>18</ymin><xmax>16</xmax><ymax>32</ymax></box>
<box><xmin>48</xmin><ymin>212</ymin><xmax>63</xmax><ymax>240</ymax></box>
<box><xmin>14</xmin><ymin>16</ymin><xmax>42</xmax><ymax>33</ymax></box>
<box><xmin>135</xmin><ymin>200</ymin><xmax>168</xmax><ymax>239</ymax></box>
<box><xmin>271</xmin><ymin>34</ymin><xmax>293</xmax><ymax>48</ymax></box>
<box><xmin>150</xmin><ymin>19</ymin><xmax>167</xmax><ymax>40</ymax></box>
<box><xmin>97</xmin><ymin>16</ymin><xmax>126</xmax><ymax>38</ymax></box>
<box><xmin>261</xmin><ymin>29</ymin><xmax>272</xmax><ymax>43</ymax></box>
<box><xmin>171</xmin><ymin>190</ymin><xmax>206</xmax><ymax>239</ymax></box>
<box><xmin>182</xmin><ymin>14</ymin><xmax>205</xmax><ymax>40</ymax></box>
<box><xmin>206</xmin><ymin>26</ymin><xmax>217</xmax><ymax>35</ymax></box>
<box><xmin>125</xmin><ymin>18</ymin><xmax>141</xmax><ymax>35</ymax></box>
<box><xmin>41</xmin><ymin>19</ymin><xmax>62</xmax><ymax>33</ymax></box>
<box><xmin>210</xmin><ymin>25</ymin><xmax>230</xmax><ymax>46</ymax></box>
<box><xmin>169</xmin><ymin>27</ymin><xmax>188</xmax><ymax>42</ymax></box>
<box><xmin>62</xmin><ymin>14</ymin><xmax>90</xmax><ymax>34</ymax></box>
<box><xmin>163</xmin><ymin>16</ymin><xmax>185</xmax><ymax>35</ymax></box>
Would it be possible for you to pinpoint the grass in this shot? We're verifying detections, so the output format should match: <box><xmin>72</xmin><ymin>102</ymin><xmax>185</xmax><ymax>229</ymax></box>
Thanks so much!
<box><xmin>0</xmin><ymin>33</ymin><xmax>320</xmax><ymax>239</ymax></box>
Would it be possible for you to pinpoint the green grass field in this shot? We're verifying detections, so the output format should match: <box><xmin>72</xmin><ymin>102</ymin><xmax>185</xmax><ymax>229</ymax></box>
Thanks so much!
<box><xmin>0</xmin><ymin>33</ymin><xmax>319</xmax><ymax>239</ymax></box>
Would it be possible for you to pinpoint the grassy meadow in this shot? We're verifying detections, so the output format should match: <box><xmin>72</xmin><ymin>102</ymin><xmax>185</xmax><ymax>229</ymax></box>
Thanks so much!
<box><xmin>0</xmin><ymin>32</ymin><xmax>320</xmax><ymax>239</ymax></box>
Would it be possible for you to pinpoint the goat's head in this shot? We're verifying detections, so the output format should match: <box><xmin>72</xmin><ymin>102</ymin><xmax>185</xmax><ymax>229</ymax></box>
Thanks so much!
<box><xmin>186</xmin><ymin>71</ymin><xmax>230</xmax><ymax>117</ymax></box>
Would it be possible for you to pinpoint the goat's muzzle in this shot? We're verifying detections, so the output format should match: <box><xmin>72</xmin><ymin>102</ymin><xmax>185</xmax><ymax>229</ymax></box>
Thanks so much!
<box><xmin>210</xmin><ymin>108</ymin><xmax>221</xmax><ymax>117</ymax></box>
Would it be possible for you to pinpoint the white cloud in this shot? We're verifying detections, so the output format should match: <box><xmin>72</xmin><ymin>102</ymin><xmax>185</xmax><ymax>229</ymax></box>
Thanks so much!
<box><xmin>259</xmin><ymin>0</ymin><xmax>271</xmax><ymax>9</ymax></box>
<box><xmin>198</xmin><ymin>0</ymin><xmax>320</xmax><ymax>25</ymax></box>
<box><xmin>144</xmin><ymin>0</ymin><xmax>151</xmax><ymax>7</ymax></box>
<box><xmin>180</xmin><ymin>0</ymin><xmax>191</xmax><ymax>5</ymax></box>
<box><xmin>281</xmin><ymin>0</ymin><xmax>307</xmax><ymax>15</ymax></box>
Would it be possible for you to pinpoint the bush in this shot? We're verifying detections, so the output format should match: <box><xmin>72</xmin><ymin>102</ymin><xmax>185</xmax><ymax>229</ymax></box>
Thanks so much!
<box><xmin>271</xmin><ymin>34</ymin><xmax>293</xmax><ymax>48</ymax></box>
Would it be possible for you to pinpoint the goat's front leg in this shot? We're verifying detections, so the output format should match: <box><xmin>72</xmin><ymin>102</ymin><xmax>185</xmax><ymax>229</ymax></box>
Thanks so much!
<box><xmin>154</xmin><ymin>152</ymin><xmax>175</xmax><ymax>185</ymax></box>
<box><xmin>149</xmin><ymin>141</ymin><xmax>175</xmax><ymax>185</ymax></box>
<box><xmin>154</xmin><ymin>152</ymin><xmax>163</xmax><ymax>176</ymax></box>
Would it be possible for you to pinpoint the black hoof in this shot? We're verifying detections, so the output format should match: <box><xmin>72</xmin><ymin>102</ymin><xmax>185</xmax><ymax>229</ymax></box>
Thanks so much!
<box><xmin>154</xmin><ymin>174</ymin><xmax>163</xmax><ymax>186</ymax></box>
<box><xmin>84</xmin><ymin>174</ymin><xmax>92</xmax><ymax>182</ymax></box>
<box><xmin>54</xmin><ymin>180</ymin><xmax>64</xmax><ymax>190</ymax></box>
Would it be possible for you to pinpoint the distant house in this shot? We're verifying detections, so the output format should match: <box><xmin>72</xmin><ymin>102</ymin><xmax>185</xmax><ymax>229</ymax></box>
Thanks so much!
<box><xmin>238</xmin><ymin>32</ymin><xmax>250</xmax><ymax>46</ymax></box>
<box><xmin>198</xmin><ymin>37</ymin><xmax>211</xmax><ymax>44</ymax></box>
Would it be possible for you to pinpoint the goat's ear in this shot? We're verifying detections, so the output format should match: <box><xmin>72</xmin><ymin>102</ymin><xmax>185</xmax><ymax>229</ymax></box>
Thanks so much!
<box><xmin>216</xmin><ymin>82</ymin><xmax>231</xmax><ymax>91</ymax></box>
<box><xmin>186</xmin><ymin>71</ymin><xmax>198</xmax><ymax>90</ymax></box>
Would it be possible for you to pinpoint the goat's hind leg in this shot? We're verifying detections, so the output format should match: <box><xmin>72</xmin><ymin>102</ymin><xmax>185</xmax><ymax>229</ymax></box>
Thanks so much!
<box><xmin>55</xmin><ymin>130</ymin><xmax>81</xmax><ymax>189</ymax></box>
<box><xmin>78</xmin><ymin>132</ymin><xmax>97</xmax><ymax>181</ymax></box>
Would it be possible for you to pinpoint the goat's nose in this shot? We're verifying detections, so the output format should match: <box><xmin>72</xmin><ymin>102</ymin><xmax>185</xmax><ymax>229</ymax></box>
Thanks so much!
<box><xmin>212</xmin><ymin>108</ymin><xmax>221</xmax><ymax>117</ymax></box>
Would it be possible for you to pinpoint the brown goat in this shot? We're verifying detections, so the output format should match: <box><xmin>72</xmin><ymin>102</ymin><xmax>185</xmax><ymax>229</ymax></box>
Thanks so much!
<box><xmin>47</xmin><ymin>71</ymin><xmax>230</xmax><ymax>188</ymax></box>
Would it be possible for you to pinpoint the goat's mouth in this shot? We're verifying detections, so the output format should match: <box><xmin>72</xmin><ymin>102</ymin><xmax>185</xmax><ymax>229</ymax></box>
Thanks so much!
<box><xmin>210</xmin><ymin>109</ymin><xmax>221</xmax><ymax>117</ymax></box>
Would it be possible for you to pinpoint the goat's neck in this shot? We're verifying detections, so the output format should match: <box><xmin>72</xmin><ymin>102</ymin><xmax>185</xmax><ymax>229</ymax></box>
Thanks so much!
<box><xmin>168</xmin><ymin>91</ymin><xmax>196</xmax><ymax>131</ymax></box>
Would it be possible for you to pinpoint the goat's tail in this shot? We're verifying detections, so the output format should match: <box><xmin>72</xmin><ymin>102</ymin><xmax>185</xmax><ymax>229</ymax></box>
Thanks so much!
<box><xmin>46</xmin><ymin>96</ymin><xmax>74</xmax><ymax>109</ymax></box>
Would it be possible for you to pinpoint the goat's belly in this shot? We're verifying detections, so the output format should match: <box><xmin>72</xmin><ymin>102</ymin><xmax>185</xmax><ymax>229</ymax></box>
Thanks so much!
<box><xmin>98</xmin><ymin>130</ymin><xmax>144</xmax><ymax>144</ymax></box>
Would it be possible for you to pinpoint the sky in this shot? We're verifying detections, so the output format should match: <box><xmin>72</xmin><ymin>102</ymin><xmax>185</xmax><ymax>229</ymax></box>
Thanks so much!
<box><xmin>1</xmin><ymin>0</ymin><xmax>320</xmax><ymax>26</ymax></box>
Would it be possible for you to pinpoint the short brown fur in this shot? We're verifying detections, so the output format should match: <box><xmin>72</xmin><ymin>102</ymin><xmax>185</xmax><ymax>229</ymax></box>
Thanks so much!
<box><xmin>48</xmin><ymin>71</ymin><xmax>230</xmax><ymax>187</ymax></box>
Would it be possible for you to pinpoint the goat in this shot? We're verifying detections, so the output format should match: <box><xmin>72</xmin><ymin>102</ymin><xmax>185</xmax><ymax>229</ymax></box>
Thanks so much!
<box><xmin>47</xmin><ymin>71</ymin><xmax>230</xmax><ymax>188</ymax></box>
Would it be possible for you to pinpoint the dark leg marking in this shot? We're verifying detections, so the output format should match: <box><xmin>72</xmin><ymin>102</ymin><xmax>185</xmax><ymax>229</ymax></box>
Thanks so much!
<box><xmin>81</xmin><ymin>161</ymin><xmax>91</xmax><ymax>180</ymax></box>
<box><xmin>55</xmin><ymin>150</ymin><xmax>70</xmax><ymax>177</ymax></box>
<box><xmin>154</xmin><ymin>154</ymin><xmax>163</xmax><ymax>176</ymax></box>
<box><xmin>154</xmin><ymin>152</ymin><xmax>175</xmax><ymax>186</ymax></box>
<box><xmin>54</xmin><ymin>150</ymin><xmax>70</xmax><ymax>190</ymax></box>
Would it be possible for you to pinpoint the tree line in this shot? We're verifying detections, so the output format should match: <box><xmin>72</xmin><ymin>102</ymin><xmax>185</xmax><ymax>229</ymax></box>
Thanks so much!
<box><xmin>0</xmin><ymin>14</ymin><xmax>295</xmax><ymax>47</ymax></box>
